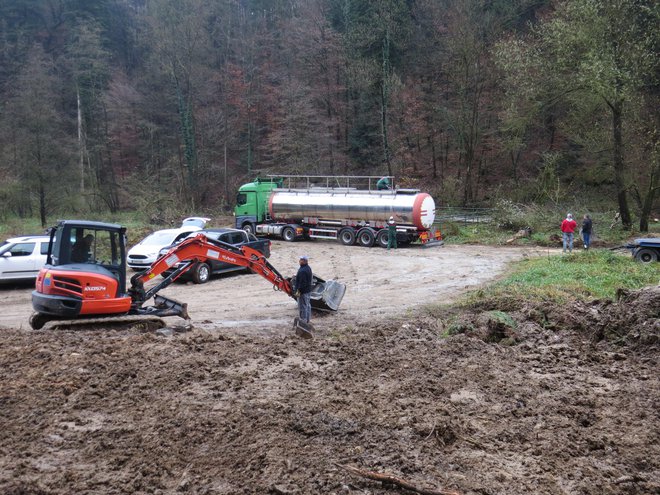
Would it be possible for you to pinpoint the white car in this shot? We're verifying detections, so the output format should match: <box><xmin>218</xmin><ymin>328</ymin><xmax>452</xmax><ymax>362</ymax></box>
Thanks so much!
<box><xmin>127</xmin><ymin>217</ymin><xmax>210</xmax><ymax>270</ymax></box>
<box><xmin>0</xmin><ymin>235</ymin><xmax>50</xmax><ymax>282</ymax></box>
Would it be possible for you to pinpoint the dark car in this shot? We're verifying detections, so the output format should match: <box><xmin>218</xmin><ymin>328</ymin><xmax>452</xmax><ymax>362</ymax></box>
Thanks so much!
<box><xmin>158</xmin><ymin>228</ymin><xmax>271</xmax><ymax>284</ymax></box>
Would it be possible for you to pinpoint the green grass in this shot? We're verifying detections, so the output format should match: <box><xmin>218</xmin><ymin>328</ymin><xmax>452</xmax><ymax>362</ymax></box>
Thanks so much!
<box><xmin>465</xmin><ymin>250</ymin><xmax>659</xmax><ymax>307</ymax></box>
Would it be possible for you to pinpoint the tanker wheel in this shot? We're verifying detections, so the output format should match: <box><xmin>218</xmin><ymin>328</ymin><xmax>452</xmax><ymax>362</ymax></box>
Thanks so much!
<box><xmin>282</xmin><ymin>227</ymin><xmax>296</xmax><ymax>242</ymax></box>
<box><xmin>357</xmin><ymin>228</ymin><xmax>376</xmax><ymax>247</ymax></box>
<box><xmin>30</xmin><ymin>312</ymin><xmax>52</xmax><ymax>330</ymax></box>
<box><xmin>635</xmin><ymin>248</ymin><xmax>658</xmax><ymax>264</ymax></box>
<box><xmin>339</xmin><ymin>228</ymin><xmax>356</xmax><ymax>246</ymax></box>
<box><xmin>376</xmin><ymin>230</ymin><xmax>389</xmax><ymax>248</ymax></box>
<box><xmin>242</xmin><ymin>222</ymin><xmax>255</xmax><ymax>235</ymax></box>
<box><xmin>192</xmin><ymin>262</ymin><xmax>211</xmax><ymax>284</ymax></box>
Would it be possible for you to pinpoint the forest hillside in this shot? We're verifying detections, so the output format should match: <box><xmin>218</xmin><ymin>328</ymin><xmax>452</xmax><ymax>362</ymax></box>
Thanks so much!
<box><xmin>0</xmin><ymin>0</ymin><xmax>657</xmax><ymax>229</ymax></box>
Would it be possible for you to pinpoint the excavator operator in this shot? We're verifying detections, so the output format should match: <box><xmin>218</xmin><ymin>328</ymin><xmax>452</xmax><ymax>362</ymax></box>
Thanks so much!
<box><xmin>72</xmin><ymin>233</ymin><xmax>94</xmax><ymax>263</ymax></box>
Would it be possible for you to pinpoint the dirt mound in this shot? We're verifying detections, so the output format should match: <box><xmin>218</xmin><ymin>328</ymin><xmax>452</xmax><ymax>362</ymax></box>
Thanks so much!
<box><xmin>533</xmin><ymin>285</ymin><xmax>660</xmax><ymax>351</ymax></box>
<box><xmin>450</xmin><ymin>285</ymin><xmax>659</xmax><ymax>353</ymax></box>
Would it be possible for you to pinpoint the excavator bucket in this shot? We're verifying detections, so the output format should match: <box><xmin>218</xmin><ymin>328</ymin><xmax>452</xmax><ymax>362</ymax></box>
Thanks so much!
<box><xmin>309</xmin><ymin>277</ymin><xmax>346</xmax><ymax>312</ymax></box>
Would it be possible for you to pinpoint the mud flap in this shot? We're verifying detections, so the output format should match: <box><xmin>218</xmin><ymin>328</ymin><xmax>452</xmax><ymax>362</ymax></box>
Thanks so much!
<box><xmin>293</xmin><ymin>317</ymin><xmax>314</xmax><ymax>338</ymax></box>
<box><xmin>309</xmin><ymin>277</ymin><xmax>346</xmax><ymax>312</ymax></box>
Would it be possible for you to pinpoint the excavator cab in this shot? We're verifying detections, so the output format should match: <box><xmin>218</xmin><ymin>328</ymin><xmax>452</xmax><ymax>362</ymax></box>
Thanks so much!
<box><xmin>31</xmin><ymin>221</ymin><xmax>133</xmax><ymax>328</ymax></box>
<box><xmin>47</xmin><ymin>221</ymin><xmax>127</xmax><ymax>292</ymax></box>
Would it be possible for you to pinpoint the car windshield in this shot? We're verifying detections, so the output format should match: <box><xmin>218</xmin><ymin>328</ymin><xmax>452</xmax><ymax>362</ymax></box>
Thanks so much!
<box><xmin>141</xmin><ymin>231</ymin><xmax>179</xmax><ymax>246</ymax></box>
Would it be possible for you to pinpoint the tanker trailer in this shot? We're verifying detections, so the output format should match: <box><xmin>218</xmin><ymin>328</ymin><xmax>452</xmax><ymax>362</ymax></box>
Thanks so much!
<box><xmin>234</xmin><ymin>176</ymin><xmax>443</xmax><ymax>248</ymax></box>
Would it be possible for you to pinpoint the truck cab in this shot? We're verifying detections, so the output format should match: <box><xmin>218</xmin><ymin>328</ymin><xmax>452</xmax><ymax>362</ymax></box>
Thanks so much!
<box><xmin>235</xmin><ymin>178</ymin><xmax>282</xmax><ymax>234</ymax></box>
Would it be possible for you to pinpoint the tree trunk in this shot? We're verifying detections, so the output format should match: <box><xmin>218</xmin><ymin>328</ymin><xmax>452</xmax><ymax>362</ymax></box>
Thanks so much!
<box><xmin>430</xmin><ymin>132</ymin><xmax>437</xmax><ymax>179</ymax></box>
<box><xmin>39</xmin><ymin>181</ymin><xmax>46</xmax><ymax>228</ymax></box>
<box><xmin>611</xmin><ymin>100</ymin><xmax>632</xmax><ymax>228</ymax></box>
<box><xmin>381</xmin><ymin>26</ymin><xmax>392</xmax><ymax>177</ymax></box>
<box><xmin>77</xmin><ymin>86</ymin><xmax>85</xmax><ymax>193</ymax></box>
<box><xmin>639</xmin><ymin>165</ymin><xmax>659</xmax><ymax>232</ymax></box>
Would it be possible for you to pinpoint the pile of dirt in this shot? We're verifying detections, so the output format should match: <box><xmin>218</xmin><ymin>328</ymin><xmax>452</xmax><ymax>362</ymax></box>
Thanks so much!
<box><xmin>449</xmin><ymin>285</ymin><xmax>660</xmax><ymax>353</ymax></box>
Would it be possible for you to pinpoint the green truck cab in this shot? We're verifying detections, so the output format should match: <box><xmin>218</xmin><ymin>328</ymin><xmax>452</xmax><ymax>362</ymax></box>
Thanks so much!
<box><xmin>234</xmin><ymin>178</ymin><xmax>282</xmax><ymax>234</ymax></box>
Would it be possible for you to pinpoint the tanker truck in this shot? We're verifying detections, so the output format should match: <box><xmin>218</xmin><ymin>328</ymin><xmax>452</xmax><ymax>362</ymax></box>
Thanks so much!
<box><xmin>233</xmin><ymin>175</ymin><xmax>442</xmax><ymax>248</ymax></box>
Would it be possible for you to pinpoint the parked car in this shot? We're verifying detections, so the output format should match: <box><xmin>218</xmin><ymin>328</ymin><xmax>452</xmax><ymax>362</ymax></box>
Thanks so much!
<box><xmin>180</xmin><ymin>216</ymin><xmax>211</xmax><ymax>228</ymax></box>
<box><xmin>127</xmin><ymin>217</ymin><xmax>210</xmax><ymax>271</ymax></box>
<box><xmin>158</xmin><ymin>228</ymin><xmax>271</xmax><ymax>284</ymax></box>
<box><xmin>0</xmin><ymin>235</ymin><xmax>50</xmax><ymax>282</ymax></box>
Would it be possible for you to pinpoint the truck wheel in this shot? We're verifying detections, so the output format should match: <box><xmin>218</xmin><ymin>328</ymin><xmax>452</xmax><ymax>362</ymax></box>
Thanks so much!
<box><xmin>376</xmin><ymin>230</ymin><xmax>389</xmax><ymax>248</ymax></box>
<box><xmin>242</xmin><ymin>222</ymin><xmax>255</xmax><ymax>235</ymax></box>
<box><xmin>192</xmin><ymin>262</ymin><xmax>211</xmax><ymax>284</ymax></box>
<box><xmin>357</xmin><ymin>228</ymin><xmax>376</xmax><ymax>247</ymax></box>
<box><xmin>635</xmin><ymin>248</ymin><xmax>658</xmax><ymax>264</ymax></box>
<box><xmin>339</xmin><ymin>228</ymin><xmax>356</xmax><ymax>246</ymax></box>
<box><xmin>282</xmin><ymin>227</ymin><xmax>296</xmax><ymax>242</ymax></box>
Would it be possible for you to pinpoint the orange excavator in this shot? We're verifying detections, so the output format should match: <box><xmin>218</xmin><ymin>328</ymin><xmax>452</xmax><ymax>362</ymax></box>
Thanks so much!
<box><xmin>30</xmin><ymin>220</ymin><xmax>345</xmax><ymax>331</ymax></box>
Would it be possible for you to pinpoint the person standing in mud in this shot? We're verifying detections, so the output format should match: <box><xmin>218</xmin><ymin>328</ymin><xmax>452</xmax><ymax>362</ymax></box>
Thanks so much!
<box><xmin>387</xmin><ymin>216</ymin><xmax>398</xmax><ymax>250</ymax></box>
<box><xmin>295</xmin><ymin>255</ymin><xmax>312</xmax><ymax>324</ymax></box>
<box><xmin>581</xmin><ymin>214</ymin><xmax>593</xmax><ymax>250</ymax></box>
<box><xmin>561</xmin><ymin>213</ymin><xmax>577</xmax><ymax>253</ymax></box>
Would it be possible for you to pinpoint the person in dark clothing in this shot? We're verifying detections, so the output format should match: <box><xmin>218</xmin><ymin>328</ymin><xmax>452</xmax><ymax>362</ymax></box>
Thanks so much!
<box><xmin>377</xmin><ymin>177</ymin><xmax>391</xmax><ymax>190</ymax></box>
<box><xmin>387</xmin><ymin>216</ymin><xmax>398</xmax><ymax>250</ymax></box>
<box><xmin>71</xmin><ymin>234</ymin><xmax>94</xmax><ymax>262</ymax></box>
<box><xmin>295</xmin><ymin>255</ymin><xmax>313</xmax><ymax>323</ymax></box>
<box><xmin>581</xmin><ymin>214</ymin><xmax>593</xmax><ymax>250</ymax></box>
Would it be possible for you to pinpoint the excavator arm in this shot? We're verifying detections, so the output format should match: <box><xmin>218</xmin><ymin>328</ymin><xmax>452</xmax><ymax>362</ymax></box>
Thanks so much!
<box><xmin>127</xmin><ymin>234</ymin><xmax>344</xmax><ymax>319</ymax></box>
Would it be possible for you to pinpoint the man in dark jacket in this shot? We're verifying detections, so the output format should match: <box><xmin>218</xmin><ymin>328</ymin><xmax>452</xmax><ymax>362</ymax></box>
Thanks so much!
<box><xmin>295</xmin><ymin>255</ymin><xmax>313</xmax><ymax>323</ymax></box>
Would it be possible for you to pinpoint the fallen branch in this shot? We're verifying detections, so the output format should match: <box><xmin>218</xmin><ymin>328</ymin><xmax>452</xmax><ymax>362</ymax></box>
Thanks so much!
<box><xmin>335</xmin><ymin>463</ymin><xmax>461</xmax><ymax>495</ymax></box>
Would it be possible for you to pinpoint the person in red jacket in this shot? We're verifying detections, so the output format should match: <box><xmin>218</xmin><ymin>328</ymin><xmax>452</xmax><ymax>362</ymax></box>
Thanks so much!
<box><xmin>561</xmin><ymin>213</ymin><xmax>578</xmax><ymax>253</ymax></box>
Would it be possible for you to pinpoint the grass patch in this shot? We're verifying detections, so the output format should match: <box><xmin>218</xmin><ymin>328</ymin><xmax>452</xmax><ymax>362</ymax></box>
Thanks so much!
<box><xmin>464</xmin><ymin>250</ymin><xmax>659</xmax><ymax>308</ymax></box>
<box><xmin>437</xmin><ymin>202</ymin><xmax>660</xmax><ymax>247</ymax></box>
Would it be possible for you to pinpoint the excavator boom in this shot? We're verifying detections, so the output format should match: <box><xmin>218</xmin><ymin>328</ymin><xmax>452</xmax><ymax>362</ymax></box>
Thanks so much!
<box><xmin>130</xmin><ymin>233</ymin><xmax>345</xmax><ymax>316</ymax></box>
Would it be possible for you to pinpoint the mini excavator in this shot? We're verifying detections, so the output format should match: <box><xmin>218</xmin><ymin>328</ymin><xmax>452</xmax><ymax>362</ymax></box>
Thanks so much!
<box><xmin>30</xmin><ymin>220</ymin><xmax>346</xmax><ymax>331</ymax></box>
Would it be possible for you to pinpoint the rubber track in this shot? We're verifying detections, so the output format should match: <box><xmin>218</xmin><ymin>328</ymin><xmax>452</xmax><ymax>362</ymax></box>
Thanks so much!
<box><xmin>44</xmin><ymin>315</ymin><xmax>167</xmax><ymax>330</ymax></box>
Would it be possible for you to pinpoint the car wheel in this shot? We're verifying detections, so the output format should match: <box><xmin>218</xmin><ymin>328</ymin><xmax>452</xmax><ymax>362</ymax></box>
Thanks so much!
<box><xmin>282</xmin><ymin>227</ymin><xmax>296</xmax><ymax>242</ymax></box>
<box><xmin>339</xmin><ymin>228</ymin><xmax>356</xmax><ymax>246</ymax></box>
<box><xmin>242</xmin><ymin>222</ymin><xmax>255</xmax><ymax>235</ymax></box>
<box><xmin>357</xmin><ymin>228</ymin><xmax>376</xmax><ymax>247</ymax></box>
<box><xmin>376</xmin><ymin>229</ymin><xmax>389</xmax><ymax>248</ymax></box>
<box><xmin>192</xmin><ymin>262</ymin><xmax>211</xmax><ymax>284</ymax></box>
<box><xmin>635</xmin><ymin>248</ymin><xmax>658</xmax><ymax>264</ymax></box>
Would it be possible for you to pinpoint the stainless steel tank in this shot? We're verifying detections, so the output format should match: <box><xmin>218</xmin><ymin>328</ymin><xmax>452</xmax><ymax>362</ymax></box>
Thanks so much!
<box><xmin>269</xmin><ymin>188</ymin><xmax>436</xmax><ymax>229</ymax></box>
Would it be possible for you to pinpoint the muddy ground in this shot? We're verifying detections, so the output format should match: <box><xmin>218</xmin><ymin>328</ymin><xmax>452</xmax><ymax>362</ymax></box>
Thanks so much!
<box><xmin>0</xmin><ymin>241</ymin><xmax>658</xmax><ymax>494</ymax></box>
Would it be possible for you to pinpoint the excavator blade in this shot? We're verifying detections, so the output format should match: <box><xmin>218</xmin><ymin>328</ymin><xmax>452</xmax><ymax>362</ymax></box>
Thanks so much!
<box><xmin>309</xmin><ymin>277</ymin><xmax>346</xmax><ymax>312</ymax></box>
<box><xmin>150</xmin><ymin>294</ymin><xmax>190</xmax><ymax>320</ymax></box>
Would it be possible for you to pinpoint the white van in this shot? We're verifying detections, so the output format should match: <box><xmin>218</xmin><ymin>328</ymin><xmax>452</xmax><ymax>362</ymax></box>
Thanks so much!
<box><xmin>0</xmin><ymin>235</ymin><xmax>50</xmax><ymax>282</ymax></box>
